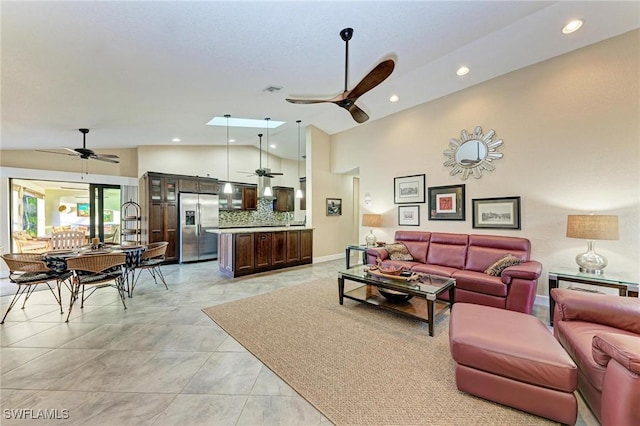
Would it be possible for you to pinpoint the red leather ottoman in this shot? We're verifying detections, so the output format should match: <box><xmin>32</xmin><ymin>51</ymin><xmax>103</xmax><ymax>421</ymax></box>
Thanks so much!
<box><xmin>449</xmin><ymin>303</ymin><xmax>578</xmax><ymax>425</ymax></box>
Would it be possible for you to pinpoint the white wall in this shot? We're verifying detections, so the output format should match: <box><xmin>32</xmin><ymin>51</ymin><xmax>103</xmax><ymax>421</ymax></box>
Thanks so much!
<box><xmin>330</xmin><ymin>30</ymin><xmax>640</xmax><ymax>294</ymax></box>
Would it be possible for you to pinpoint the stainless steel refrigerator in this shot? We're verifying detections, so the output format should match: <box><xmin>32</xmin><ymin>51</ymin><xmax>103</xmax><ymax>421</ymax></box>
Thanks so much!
<box><xmin>179</xmin><ymin>193</ymin><xmax>219</xmax><ymax>262</ymax></box>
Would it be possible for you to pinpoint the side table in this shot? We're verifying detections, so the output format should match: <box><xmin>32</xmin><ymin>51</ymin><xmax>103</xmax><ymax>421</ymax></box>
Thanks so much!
<box><xmin>345</xmin><ymin>244</ymin><xmax>369</xmax><ymax>269</ymax></box>
<box><xmin>548</xmin><ymin>267</ymin><xmax>639</xmax><ymax>325</ymax></box>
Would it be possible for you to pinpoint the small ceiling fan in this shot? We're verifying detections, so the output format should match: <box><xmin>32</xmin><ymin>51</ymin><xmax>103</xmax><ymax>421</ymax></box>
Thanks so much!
<box><xmin>37</xmin><ymin>128</ymin><xmax>120</xmax><ymax>163</ymax></box>
<box><xmin>238</xmin><ymin>133</ymin><xmax>284</xmax><ymax>178</ymax></box>
<box><xmin>286</xmin><ymin>27</ymin><xmax>395</xmax><ymax>123</ymax></box>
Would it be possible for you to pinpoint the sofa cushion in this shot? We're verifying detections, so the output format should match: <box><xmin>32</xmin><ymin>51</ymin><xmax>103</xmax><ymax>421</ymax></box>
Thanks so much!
<box><xmin>484</xmin><ymin>254</ymin><xmax>523</xmax><ymax>276</ymax></box>
<box><xmin>385</xmin><ymin>243</ymin><xmax>413</xmax><ymax>261</ymax></box>
<box><xmin>465</xmin><ymin>234</ymin><xmax>530</xmax><ymax>272</ymax></box>
<box><xmin>426</xmin><ymin>233</ymin><xmax>468</xmax><ymax>269</ymax></box>
<box><xmin>411</xmin><ymin>263</ymin><xmax>459</xmax><ymax>277</ymax></box>
<box><xmin>453</xmin><ymin>270</ymin><xmax>507</xmax><ymax>297</ymax></box>
<box><xmin>592</xmin><ymin>332</ymin><xmax>640</xmax><ymax>375</ymax></box>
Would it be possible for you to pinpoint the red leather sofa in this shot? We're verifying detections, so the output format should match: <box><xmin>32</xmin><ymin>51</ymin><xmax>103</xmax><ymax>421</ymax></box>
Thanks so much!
<box><xmin>551</xmin><ymin>288</ymin><xmax>640</xmax><ymax>426</ymax></box>
<box><xmin>365</xmin><ymin>231</ymin><xmax>542</xmax><ymax>313</ymax></box>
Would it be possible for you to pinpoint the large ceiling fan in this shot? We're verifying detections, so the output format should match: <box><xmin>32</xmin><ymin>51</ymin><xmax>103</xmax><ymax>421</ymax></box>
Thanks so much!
<box><xmin>286</xmin><ymin>27</ymin><xmax>395</xmax><ymax>123</ymax></box>
<box><xmin>239</xmin><ymin>133</ymin><xmax>284</xmax><ymax>178</ymax></box>
<box><xmin>37</xmin><ymin>128</ymin><xmax>120</xmax><ymax>163</ymax></box>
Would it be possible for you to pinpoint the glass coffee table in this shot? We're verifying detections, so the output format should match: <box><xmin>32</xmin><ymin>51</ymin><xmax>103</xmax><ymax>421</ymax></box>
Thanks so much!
<box><xmin>338</xmin><ymin>265</ymin><xmax>455</xmax><ymax>336</ymax></box>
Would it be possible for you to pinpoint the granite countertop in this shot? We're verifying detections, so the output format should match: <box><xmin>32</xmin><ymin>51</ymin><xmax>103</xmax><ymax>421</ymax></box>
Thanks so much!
<box><xmin>208</xmin><ymin>226</ymin><xmax>312</xmax><ymax>234</ymax></box>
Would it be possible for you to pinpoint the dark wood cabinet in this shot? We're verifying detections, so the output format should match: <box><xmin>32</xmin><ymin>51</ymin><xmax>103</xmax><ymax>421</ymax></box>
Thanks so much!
<box><xmin>271</xmin><ymin>232</ymin><xmax>287</xmax><ymax>267</ymax></box>
<box><xmin>272</xmin><ymin>186</ymin><xmax>294</xmax><ymax>212</ymax></box>
<box><xmin>300</xmin><ymin>229</ymin><xmax>313</xmax><ymax>262</ymax></box>
<box><xmin>179</xmin><ymin>177</ymin><xmax>218</xmax><ymax>194</ymax></box>
<box><xmin>255</xmin><ymin>232</ymin><xmax>272</xmax><ymax>269</ymax></box>
<box><xmin>145</xmin><ymin>173</ymin><xmax>179</xmax><ymax>262</ymax></box>
<box><xmin>219</xmin><ymin>183</ymin><xmax>257</xmax><ymax>211</ymax></box>
<box><xmin>219</xmin><ymin>229</ymin><xmax>312</xmax><ymax>277</ymax></box>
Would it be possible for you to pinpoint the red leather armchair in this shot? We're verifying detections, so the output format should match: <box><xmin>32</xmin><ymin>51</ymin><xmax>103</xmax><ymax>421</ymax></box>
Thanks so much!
<box><xmin>551</xmin><ymin>288</ymin><xmax>640</xmax><ymax>426</ymax></box>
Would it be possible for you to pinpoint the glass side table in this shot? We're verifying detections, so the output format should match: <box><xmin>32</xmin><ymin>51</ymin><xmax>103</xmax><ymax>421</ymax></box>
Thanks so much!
<box><xmin>548</xmin><ymin>266</ymin><xmax>639</xmax><ymax>325</ymax></box>
<box><xmin>345</xmin><ymin>244</ymin><xmax>369</xmax><ymax>269</ymax></box>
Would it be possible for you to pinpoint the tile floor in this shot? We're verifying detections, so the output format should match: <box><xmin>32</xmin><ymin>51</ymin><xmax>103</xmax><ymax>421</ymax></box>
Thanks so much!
<box><xmin>1</xmin><ymin>258</ymin><xmax>598</xmax><ymax>425</ymax></box>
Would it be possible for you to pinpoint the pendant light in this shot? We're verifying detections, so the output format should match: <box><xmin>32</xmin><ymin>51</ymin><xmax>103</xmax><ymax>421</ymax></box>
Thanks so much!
<box><xmin>263</xmin><ymin>117</ymin><xmax>273</xmax><ymax>197</ymax></box>
<box><xmin>295</xmin><ymin>120</ymin><xmax>303</xmax><ymax>199</ymax></box>
<box><xmin>223</xmin><ymin>114</ymin><xmax>233</xmax><ymax>194</ymax></box>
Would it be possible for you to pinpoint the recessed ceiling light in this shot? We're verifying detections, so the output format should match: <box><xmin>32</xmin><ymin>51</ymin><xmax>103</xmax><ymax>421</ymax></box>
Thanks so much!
<box><xmin>207</xmin><ymin>116</ymin><xmax>285</xmax><ymax>128</ymax></box>
<box><xmin>389</xmin><ymin>94</ymin><xmax>399</xmax><ymax>103</ymax></box>
<box><xmin>456</xmin><ymin>66</ymin><xmax>470</xmax><ymax>76</ymax></box>
<box><xmin>228</xmin><ymin>139</ymin><xmax>235</xmax><ymax>143</ymax></box>
<box><xmin>562</xmin><ymin>19</ymin><xmax>583</xmax><ymax>34</ymax></box>
<box><xmin>172</xmin><ymin>138</ymin><xmax>181</xmax><ymax>142</ymax></box>
<box><xmin>270</xmin><ymin>144</ymin><xmax>276</xmax><ymax>149</ymax></box>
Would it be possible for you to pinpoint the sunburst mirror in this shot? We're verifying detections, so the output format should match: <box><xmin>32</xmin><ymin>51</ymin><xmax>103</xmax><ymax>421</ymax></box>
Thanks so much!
<box><xmin>443</xmin><ymin>126</ymin><xmax>503</xmax><ymax>180</ymax></box>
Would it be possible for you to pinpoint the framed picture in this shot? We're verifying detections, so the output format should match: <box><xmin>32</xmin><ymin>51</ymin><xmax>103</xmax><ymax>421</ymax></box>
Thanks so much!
<box><xmin>472</xmin><ymin>196</ymin><xmax>521</xmax><ymax>230</ymax></box>
<box><xmin>428</xmin><ymin>184</ymin><xmax>465</xmax><ymax>221</ymax></box>
<box><xmin>394</xmin><ymin>174</ymin><xmax>425</xmax><ymax>204</ymax></box>
<box><xmin>398</xmin><ymin>205</ymin><xmax>420</xmax><ymax>226</ymax></box>
<box><xmin>77</xmin><ymin>203</ymin><xmax>90</xmax><ymax>217</ymax></box>
<box><xmin>326</xmin><ymin>198</ymin><xmax>342</xmax><ymax>216</ymax></box>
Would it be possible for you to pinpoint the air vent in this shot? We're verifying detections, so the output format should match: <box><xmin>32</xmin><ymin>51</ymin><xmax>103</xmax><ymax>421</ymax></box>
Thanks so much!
<box><xmin>263</xmin><ymin>86</ymin><xmax>283</xmax><ymax>93</ymax></box>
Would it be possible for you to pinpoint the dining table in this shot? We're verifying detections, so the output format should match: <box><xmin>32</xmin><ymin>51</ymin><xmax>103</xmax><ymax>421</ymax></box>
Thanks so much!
<box><xmin>41</xmin><ymin>244</ymin><xmax>146</xmax><ymax>297</ymax></box>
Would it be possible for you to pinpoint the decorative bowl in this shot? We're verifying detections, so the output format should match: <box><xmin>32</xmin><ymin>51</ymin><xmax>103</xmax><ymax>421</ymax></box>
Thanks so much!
<box><xmin>378</xmin><ymin>288</ymin><xmax>414</xmax><ymax>302</ymax></box>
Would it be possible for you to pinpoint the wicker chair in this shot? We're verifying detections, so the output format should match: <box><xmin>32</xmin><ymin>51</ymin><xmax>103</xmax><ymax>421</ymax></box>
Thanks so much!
<box><xmin>12</xmin><ymin>231</ymin><xmax>51</xmax><ymax>253</ymax></box>
<box><xmin>65</xmin><ymin>253</ymin><xmax>127</xmax><ymax>322</ymax></box>
<box><xmin>51</xmin><ymin>231</ymin><xmax>86</xmax><ymax>250</ymax></box>
<box><xmin>131</xmin><ymin>241</ymin><xmax>168</xmax><ymax>296</ymax></box>
<box><xmin>1</xmin><ymin>253</ymin><xmax>72</xmax><ymax>323</ymax></box>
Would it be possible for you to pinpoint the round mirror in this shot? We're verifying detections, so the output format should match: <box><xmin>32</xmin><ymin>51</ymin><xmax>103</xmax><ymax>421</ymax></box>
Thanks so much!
<box><xmin>455</xmin><ymin>140</ymin><xmax>487</xmax><ymax>166</ymax></box>
<box><xmin>443</xmin><ymin>126</ymin><xmax>503</xmax><ymax>180</ymax></box>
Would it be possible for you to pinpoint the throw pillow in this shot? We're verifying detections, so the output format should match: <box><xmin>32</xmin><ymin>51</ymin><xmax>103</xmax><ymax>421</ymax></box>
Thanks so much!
<box><xmin>385</xmin><ymin>243</ymin><xmax>413</xmax><ymax>261</ymax></box>
<box><xmin>484</xmin><ymin>254</ymin><xmax>523</xmax><ymax>276</ymax></box>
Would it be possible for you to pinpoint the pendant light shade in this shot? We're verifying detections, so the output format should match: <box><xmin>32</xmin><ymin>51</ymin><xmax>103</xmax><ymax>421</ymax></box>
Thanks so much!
<box><xmin>223</xmin><ymin>114</ymin><xmax>233</xmax><ymax>194</ymax></box>
<box><xmin>295</xmin><ymin>120</ymin><xmax>303</xmax><ymax>199</ymax></box>
<box><xmin>263</xmin><ymin>117</ymin><xmax>272</xmax><ymax>197</ymax></box>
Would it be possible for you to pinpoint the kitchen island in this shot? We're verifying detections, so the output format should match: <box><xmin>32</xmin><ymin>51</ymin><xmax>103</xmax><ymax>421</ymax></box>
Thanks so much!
<box><xmin>210</xmin><ymin>227</ymin><xmax>313</xmax><ymax>277</ymax></box>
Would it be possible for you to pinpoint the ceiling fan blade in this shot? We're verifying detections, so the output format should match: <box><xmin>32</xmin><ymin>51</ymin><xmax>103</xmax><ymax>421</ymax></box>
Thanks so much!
<box><xmin>347</xmin><ymin>59</ymin><xmax>395</xmax><ymax>101</ymax></box>
<box><xmin>266</xmin><ymin>172</ymin><xmax>284</xmax><ymax>176</ymax></box>
<box><xmin>97</xmin><ymin>153</ymin><xmax>119</xmax><ymax>159</ymax></box>
<box><xmin>286</xmin><ymin>98</ymin><xmax>333</xmax><ymax>104</ymax></box>
<box><xmin>92</xmin><ymin>155</ymin><xmax>120</xmax><ymax>164</ymax></box>
<box><xmin>63</xmin><ymin>147</ymin><xmax>80</xmax><ymax>155</ymax></box>
<box><xmin>36</xmin><ymin>149</ymin><xmax>79</xmax><ymax>157</ymax></box>
<box><xmin>346</xmin><ymin>104</ymin><xmax>369</xmax><ymax>123</ymax></box>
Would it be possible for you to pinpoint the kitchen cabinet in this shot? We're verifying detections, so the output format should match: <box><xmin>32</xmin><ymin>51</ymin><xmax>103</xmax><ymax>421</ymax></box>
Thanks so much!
<box><xmin>219</xmin><ymin>182</ymin><xmax>257</xmax><ymax>210</ymax></box>
<box><xmin>143</xmin><ymin>173</ymin><xmax>179</xmax><ymax>261</ymax></box>
<box><xmin>218</xmin><ymin>228</ymin><xmax>313</xmax><ymax>277</ymax></box>
<box><xmin>272</xmin><ymin>186</ymin><xmax>294</xmax><ymax>212</ymax></box>
<box><xmin>179</xmin><ymin>177</ymin><xmax>218</xmax><ymax>194</ymax></box>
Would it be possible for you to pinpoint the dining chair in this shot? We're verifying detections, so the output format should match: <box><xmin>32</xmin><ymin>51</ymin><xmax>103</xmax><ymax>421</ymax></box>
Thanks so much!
<box><xmin>65</xmin><ymin>252</ymin><xmax>127</xmax><ymax>322</ymax></box>
<box><xmin>0</xmin><ymin>253</ymin><xmax>73</xmax><ymax>323</ymax></box>
<box><xmin>131</xmin><ymin>241</ymin><xmax>168</xmax><ymax>296</ymax></box>
<box><xmin>51</xmin><ymin>230</ymin><xmax>86</xmax><ymax>250</ymax></box>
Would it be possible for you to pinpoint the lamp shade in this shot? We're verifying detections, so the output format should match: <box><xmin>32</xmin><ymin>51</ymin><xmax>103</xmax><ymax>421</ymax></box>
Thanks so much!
<box><xmin>362</xmin><ymin>214</ymin><xmax>382</xmax><ymax>228</ymax></box>
<box><xmin>566</xmin><ymin>215</ymin><xmax>619</xmax><ymax>240</ymax></box>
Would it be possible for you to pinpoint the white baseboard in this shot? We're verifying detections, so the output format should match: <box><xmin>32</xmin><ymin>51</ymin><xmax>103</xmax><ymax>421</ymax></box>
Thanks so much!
<box><xmin>535</xmin><ymin>294</ymin><xmax>549</xmax><ymax>308</ymax></box>
<box><xmin>313</xmin><ymin>253</ymin><xmax>345</xmax><ymax>264</ymax></box>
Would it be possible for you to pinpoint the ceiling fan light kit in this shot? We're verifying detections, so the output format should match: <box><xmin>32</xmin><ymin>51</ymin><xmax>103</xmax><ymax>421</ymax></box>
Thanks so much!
<box><xmin>286</xmin><ymin>27</ymin><xmax>395</xmax><ymax>123</ymax></box>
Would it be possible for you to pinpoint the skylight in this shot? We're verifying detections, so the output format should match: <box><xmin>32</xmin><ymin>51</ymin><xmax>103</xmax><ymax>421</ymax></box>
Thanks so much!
<box><xmin>206</xmin><ymin>117</ymin><xmax>285</xmax><ymax>128</ymax></box>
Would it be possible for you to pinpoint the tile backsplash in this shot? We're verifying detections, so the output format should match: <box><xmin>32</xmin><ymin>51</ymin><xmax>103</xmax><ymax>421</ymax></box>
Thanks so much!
<box><xmin>219</xmin><ymin>199</ymin><xmax>293</xmax><ymax>227</ymax></box>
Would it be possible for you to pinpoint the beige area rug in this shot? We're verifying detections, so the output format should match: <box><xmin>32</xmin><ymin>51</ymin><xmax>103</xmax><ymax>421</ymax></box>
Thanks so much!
<box><xmin>203</xmin><ymin>279</ymin><xmax>556</xmax><ymax>425</ymax></box>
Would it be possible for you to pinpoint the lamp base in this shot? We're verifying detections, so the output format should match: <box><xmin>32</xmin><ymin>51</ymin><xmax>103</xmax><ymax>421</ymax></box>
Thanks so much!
<box><xmin>365</xmin><ymin>229</ymin><xmax>377</xmax><ymax>247</ymax></box>
<box><xmin>575</xmin><ymin>240</ymin><xmax>607</xmax><ymax>275</ymax></box>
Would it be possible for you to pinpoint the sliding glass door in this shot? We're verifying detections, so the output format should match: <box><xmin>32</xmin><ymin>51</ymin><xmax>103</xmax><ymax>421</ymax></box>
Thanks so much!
<box><xmin>89</xmin><ymin>184</ymin><xmax>121</xmax><ymax>243</ymax></box>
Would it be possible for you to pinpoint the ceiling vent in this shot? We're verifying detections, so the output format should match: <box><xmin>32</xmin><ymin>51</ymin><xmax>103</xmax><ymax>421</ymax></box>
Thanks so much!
<box><xmin>263</xmin><ymin>86</ymin><xmax>283</xmax><ymax>93</ymax></box>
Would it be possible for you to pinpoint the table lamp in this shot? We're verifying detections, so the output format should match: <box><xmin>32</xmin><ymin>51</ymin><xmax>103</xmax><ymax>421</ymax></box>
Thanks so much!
<box><xmin>566</xmin><ymin>214</ymin><xmax>618</xmax><ymax>275</ymax></box>
<box><xmin>362</xmin><ymin>214</ymin><xmax>382</xmax><ymax>246</ymax></box>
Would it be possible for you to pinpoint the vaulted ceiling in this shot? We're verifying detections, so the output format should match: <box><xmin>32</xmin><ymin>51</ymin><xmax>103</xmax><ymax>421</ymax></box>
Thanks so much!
<box><xmin>2</xmin><ymin>1</ymin><xmax>638</xmax><ymax>160</ymax></box>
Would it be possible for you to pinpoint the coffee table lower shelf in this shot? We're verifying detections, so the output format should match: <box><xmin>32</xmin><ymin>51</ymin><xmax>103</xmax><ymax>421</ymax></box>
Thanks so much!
<box><xmin>342</xmin><ymin>284</ymin><xmax>450</xmax><ymax>336</ymax></box>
